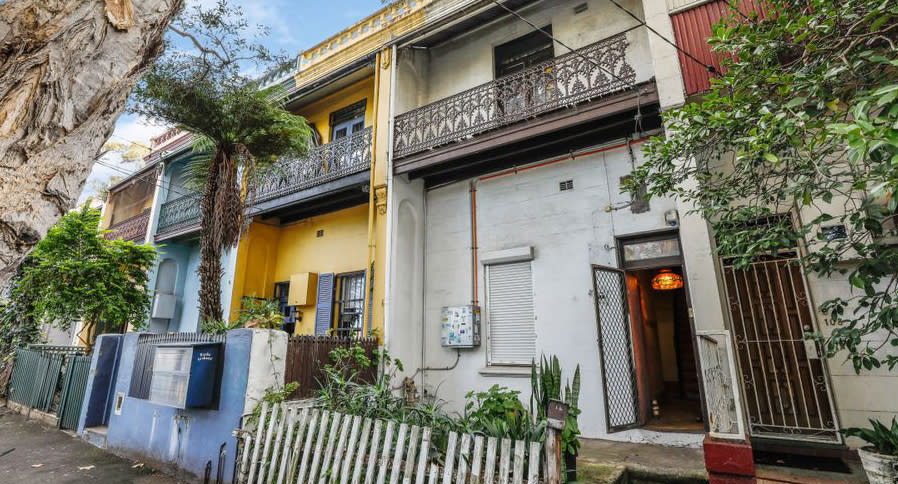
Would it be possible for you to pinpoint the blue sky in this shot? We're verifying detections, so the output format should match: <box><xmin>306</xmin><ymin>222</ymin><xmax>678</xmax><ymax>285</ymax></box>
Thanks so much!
<box><xmin>81</xmin><ymin>0</ymin><xmax>384</xmax><ymax>202</ymax></box>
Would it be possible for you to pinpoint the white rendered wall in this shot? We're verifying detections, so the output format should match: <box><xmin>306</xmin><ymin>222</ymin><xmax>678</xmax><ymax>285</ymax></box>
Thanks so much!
<box><xmin>397</xmin><ymin>0</ymin><xmax>653</xmax><ymax>115</ymax></box>
<box><xmin>410</xmin><ymin>143</ymin><xmax>702</xmax><ymax>444</ymax></box>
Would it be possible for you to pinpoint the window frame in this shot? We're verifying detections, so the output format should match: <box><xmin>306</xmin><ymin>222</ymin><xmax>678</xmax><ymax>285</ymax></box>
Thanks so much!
<box><xmin>333</xmin><ymin>270</ymin><xmax>366</xmax><ymax>337</ymax></box>
<box><xmin>329</xmin><ymin>100</ymin><xmax>367</xmax><ymax>141</ymax></box>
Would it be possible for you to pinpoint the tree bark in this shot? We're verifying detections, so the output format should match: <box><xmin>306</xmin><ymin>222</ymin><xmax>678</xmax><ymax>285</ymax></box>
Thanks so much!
<box><xmin>0</xmin><ymin>0</ymin><xmax>182</xmax><ymax>289</ymax></box>
<box><xmin>198</xmin><ymin>147</ymin><xmax>241</xmax><ymax>323</ymax></box>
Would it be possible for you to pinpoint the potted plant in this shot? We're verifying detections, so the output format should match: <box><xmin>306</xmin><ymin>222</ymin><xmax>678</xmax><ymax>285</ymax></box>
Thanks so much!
<box><xmin>842</xmin><ymin>418</ymin><xmax>898</xmax><ymax>484</ymax></box>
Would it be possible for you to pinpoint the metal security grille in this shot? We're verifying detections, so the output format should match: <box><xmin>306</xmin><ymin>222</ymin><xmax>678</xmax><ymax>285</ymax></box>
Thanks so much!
<box><xmin>334</xmin><ymin>271</ymin><xmax>366</xmax><ymax>337</ymax></box>
<box><xmin>720</xmin><ymin>254</ymin><xmax>840</xmax><ymax>442</ymax></box>
<box><xmin>591</xmin><ymin>266</ymin><xmax>640</xmax><ymax>431</ymax></box>
<box><xmin>486</xmin><ymin>261</ymin><xmax>536</xmax><ymax>365</ymax></box>
<box><xmin>129</xmin><ymin>332</ymin><xmax>225</xmax><ymax>399</ymax></box>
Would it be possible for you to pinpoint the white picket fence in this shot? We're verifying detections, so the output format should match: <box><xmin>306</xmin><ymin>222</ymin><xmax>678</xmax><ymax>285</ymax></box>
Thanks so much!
<box><xmin>235</xmin><ymin>400</ymin><xmax>550</xmax><ymax>484</ymax></box>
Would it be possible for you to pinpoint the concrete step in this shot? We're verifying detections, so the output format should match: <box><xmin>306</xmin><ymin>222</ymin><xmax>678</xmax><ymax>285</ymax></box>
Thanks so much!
<box><xmin>82</xmin><ymin>426</ymin><xmax>108</xmax><ymax>449</ymax></box>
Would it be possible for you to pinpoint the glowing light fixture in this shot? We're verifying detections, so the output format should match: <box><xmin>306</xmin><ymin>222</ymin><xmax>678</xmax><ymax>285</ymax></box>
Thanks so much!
<box><xmin>651</xmin><ymin>269</ymin><xmax>683</xmax><ymax>291</ymax></box>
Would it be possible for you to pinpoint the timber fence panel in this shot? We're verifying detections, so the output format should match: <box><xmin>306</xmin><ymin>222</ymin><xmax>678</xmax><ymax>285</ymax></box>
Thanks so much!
<box><xmin>236</xmin><ymin>405</ymin><xmax>553</xmax><ymax>484</ymax></box>
<box><xmin>284</xmin><ymin>336</ymin><xmax>378</xmax><ymax>399</ymax></box>
<box><xmin>351</xmin><ymin>418</ymin><xmax>373</xmax><ymax>484</ymax></box>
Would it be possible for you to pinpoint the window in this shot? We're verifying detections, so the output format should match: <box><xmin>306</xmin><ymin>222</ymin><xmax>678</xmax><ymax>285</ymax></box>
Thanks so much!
<box><xmin>485</xmin><ymin>261</ymin><xmax>536</xmax><ymax>365</ymax></box>
<box><xmin>494</xmin><ymin>27</ymin><xmax>555</xmax><ymax>77</ymax></box>
<box><xmin>273</xmin><ymin>282</ymin><xmax>296</xmax><ymax>333</ymax></box>
<box><xmin>148</xmin><ymin>347</ymin><xmax>191</xmax><ymax>407</ymax></box>
<box><xmin>334</xmin><ymin>271</ymin><xmax>366</xmax><ymax>337</ymax></box>
<box><xmin>493</xmin><ymin>27</ymin><xmax>555</xmax><ymax>116</ymax></box>
<box><xmin>329</xmin><ymin>100</ymin><xmax>366</xmax><ymax>140</ymax></box>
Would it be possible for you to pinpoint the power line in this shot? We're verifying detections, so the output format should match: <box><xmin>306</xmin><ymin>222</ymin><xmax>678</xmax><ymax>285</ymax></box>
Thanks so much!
<box><xmin>94</xmin><ymin>158</ymin><xmax>199</xmax><ymax>201</ymax></box>
<box><xmin>605</xmin><ymin>0</ymin><xmax>719</xmax><ymax>76</ymax></box>
<box><xmin>489</xmin><ymin>0</ymin><xmax>646</xmax><ymax>135</ymax></box>
<box><xmin>489</xmin><ymin>0</ymin><xmax>635</xmax><ymax>88</ymax></box>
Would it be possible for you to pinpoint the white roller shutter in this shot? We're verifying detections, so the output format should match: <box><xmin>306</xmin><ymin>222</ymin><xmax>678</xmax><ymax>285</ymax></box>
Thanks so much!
<box><xmin>486</xmin><ymin>261</ymin><xmax>536</xmax><ymax>365</ymax></box>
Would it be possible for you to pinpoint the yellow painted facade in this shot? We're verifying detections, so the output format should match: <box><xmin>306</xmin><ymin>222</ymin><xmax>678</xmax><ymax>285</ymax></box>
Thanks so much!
<box><xmin>298</xmin><ymin>78</ymin><xmax>375</xmax><ymax>142</ymax></box>
<box><xmin>228</xmin><ymin>1</ymin><xmax>434</xmax><ymax>339</ymax></box>
<box><xmin>230</xmin><ymin>204</ymin><xmax>370</xmax><ymax>334</ymax></box>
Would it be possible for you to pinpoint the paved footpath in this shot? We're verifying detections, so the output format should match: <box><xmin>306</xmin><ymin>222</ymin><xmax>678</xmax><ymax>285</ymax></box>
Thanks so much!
<box><xmin>0</xmin><ymin>407</ymin><xmax>181</xmax><ymax>484</ymax></box>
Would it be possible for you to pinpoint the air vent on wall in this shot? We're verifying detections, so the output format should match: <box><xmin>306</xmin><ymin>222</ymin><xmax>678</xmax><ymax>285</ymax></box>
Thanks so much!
<box><xmin>574</xmin><ymin>3</ymin><xmax>589</xmax><ymax>14</ymax></box>
<box><xmin>559</xmin><ymin>179</ymin><xmax>574</xmax><ymax>191</ymax></box>
<box><xmin>316</xmin><ymin>230</ymin><xmax>324</xmax><ymax>238</ymax></box>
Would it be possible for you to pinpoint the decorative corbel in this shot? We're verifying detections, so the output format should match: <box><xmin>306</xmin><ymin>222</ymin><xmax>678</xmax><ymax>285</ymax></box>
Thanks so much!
<box><xmin>374</xmin><ymin>184</ymin><xmax>388</xmax><ymax>215</ymax></box>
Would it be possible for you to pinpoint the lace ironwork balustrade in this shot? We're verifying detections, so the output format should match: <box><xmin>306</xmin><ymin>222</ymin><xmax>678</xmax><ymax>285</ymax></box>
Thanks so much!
<box><xmin>157</xmin><ymin>194</ymin><xmax>201</xmax><ymax>235</ymax></box>
<box><xmin>104</xmin><ymin>209</ymin><xmax>150</xmax><ymax>242</ymax></box>
<box><xmin>251</xmin><ymin>127</ymin><xmax>372</xmax><ymax>204</ymax></box>
<box><xmin>393</xmin><ymin>32</ymin><xmax>637</xmax><ymax>159</ymax></box>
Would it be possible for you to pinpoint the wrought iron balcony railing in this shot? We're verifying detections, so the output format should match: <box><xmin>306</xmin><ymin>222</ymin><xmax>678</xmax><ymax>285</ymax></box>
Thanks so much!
<box><xmin>392</xmin><ymin>32</ymin><xmax>638</xmax><ymax>159</ymax></box>
<box><xmin>103</xmin><ymin>209</ymin><xmax>150</xmax><ymax>242</ymax></box>
<box><xmin>251</xmin><ymin>127</ymin><xmax>372</xmax><ymax>204</ymax></box>
<box><xmin>156</xmin><ymin>194</ymin><xmax>201</xmax><ymax>236</ymax></box>
<box><xmin>153</xmin><ymin>128</ymin><xmax>373</xmax><ymax>238</ymax></box>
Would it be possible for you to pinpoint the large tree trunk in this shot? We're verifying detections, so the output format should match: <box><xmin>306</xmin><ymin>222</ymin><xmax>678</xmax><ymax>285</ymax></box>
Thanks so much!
<box><xmin>198</xmin><ymin>147</ymin><xmax>242</xmax><ymax>323</ymax></box>
<box><xmin>0</xmin><ymin>0</ymin><xmax>182</xmax><ymax>289</ymax></box>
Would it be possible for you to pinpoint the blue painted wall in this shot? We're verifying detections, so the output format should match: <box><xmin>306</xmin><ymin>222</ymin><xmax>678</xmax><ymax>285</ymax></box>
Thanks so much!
<box><xmin>148</xmin><ymin>241</ymin><xmax>202</xmax><ymax>333</ymax></box>
<box><xmin>98</xmin><ymin>330</ymin><xmax>253</xmax><ymax>483</ymax></box>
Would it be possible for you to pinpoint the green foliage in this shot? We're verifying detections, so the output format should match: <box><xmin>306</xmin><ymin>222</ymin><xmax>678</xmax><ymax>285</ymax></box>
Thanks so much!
<box><xmin>200</xmin><ymin>318</ymin><xmax>243</xmax><ymax>335</ymax></box>
<box><xmin>5</xmin><ymin>206</ymin><xmax>156</xmax><ymax>342</ymax></box>
<box><xmin>247</xmin><ymin>382</ymin><xmax>300</xmax><ymax>427</ymax></box>
<box><xmin>236</xmin><ymin>298</ymin><xmax>284</xmax><ymax>330</ymax></box>
<box><xmin>464</xmin><ymin>385</ymin><xmax>546</xmax><ymax>442</ymax></box>
<box><xmin>843</xmin><ymin>418</ymin><xmax>898</xmax><ymax>455</ymax></box>
<box><xmin>128</xmin><ymin>0</ymin><xmax>311</xmax><ymax>323</ymax></box>
<box><xmin>626</xmin><ymin>0</ymin><xmax>898</xmax><ymax>372</ymax></box>
<box><xmin>531</xmin><ymin>355</ymin><xmax>581</xmax><ymax>457</ymax></box>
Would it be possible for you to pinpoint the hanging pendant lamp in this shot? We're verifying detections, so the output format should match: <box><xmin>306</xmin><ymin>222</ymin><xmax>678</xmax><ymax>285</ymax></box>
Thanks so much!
<box><xmin>651</xmin><ymin>269</ymin><xmax>683</xmax><ymax>291</ymax></box>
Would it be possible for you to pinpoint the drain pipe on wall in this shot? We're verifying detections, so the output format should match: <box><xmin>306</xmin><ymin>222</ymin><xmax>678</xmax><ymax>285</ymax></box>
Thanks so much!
<box><xmin>383</xmin><ymin>44</ymin><xmax>398</xmax><ymax>353</ymax></box>
<box><xmin>470</xmin><ymin>179</ymin><xmax>480</xmax><ymax>307</ymax></box>
<box><xmin>363</xmin><ymin>51</ymin><xmax>381</xmax><ymax>336</ymax></box>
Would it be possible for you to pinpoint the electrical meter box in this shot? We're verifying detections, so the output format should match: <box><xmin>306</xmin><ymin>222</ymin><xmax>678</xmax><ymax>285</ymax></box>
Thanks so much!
<box><xmin>148</xmin><ymin>342</ymin><xmax>222</xmax><ymax>409</ymax></box>
<box><xmin>441</xmin><ymin>305</ymin><xmax>481</xmax><ymax>348</ymax></box>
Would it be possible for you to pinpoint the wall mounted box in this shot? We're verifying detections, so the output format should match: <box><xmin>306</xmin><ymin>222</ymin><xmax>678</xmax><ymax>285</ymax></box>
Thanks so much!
<box><xmin>151</xmin><ymin>293</ymin><xmax>176</xmax><ymax>319</ymax></box>
<box><xmin>440</xmin><ymin>305</ymin><xmax>481</xmax><ymax>348</ymax></box>
<box><xmin>288</xmin><ymin>272</ymin><xmax>318</xmax><ymax>306</ymax></box>
<box><xmin>148</xmin><ymin>342</ymin><xmax>222</xmax><ymax>409</ymax></box>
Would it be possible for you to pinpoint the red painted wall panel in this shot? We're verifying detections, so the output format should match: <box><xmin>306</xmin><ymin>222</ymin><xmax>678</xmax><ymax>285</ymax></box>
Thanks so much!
<box><xmin>671</xmin><ymin>0</ymin><xmax>765</xmax><ymax>95</ymax></box>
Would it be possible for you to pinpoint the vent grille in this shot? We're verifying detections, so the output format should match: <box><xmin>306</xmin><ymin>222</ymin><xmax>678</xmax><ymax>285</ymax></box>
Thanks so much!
<box><xmin>316</xmin><ymin>229</ymin><xmax>324</xmax><ymax>237</ymax></box>
<box><xmin>559</xmin><ymin>179</ymin><xmax>574</xmax><ymax>191</ymax></box>
<box><xmin>574</xmin><ymin>3</ymin><xmax>588</xmax><ymax>14</ymax></box>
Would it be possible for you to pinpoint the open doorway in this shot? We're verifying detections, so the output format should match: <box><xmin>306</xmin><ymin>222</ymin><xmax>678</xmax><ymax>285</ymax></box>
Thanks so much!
<box><xmin>593</xmin><ymin>231</ymin><xmax>704</xmax><ymax>434</ymax></box>
<box><xmin>625</xmin><ymin>266</ymin><xmax>702</xmax><ymax>432</ymax></box>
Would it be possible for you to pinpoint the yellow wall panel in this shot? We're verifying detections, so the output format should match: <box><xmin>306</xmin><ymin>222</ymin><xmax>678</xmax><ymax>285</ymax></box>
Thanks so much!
<box><xmin>297</xmin><ymin>77</ymin><xmax>375</xmax><ymax>143</ymax></box>
<box><xmin>231</xmin><ymin>204</ymin><xmax>369</xmax><ymax>334</ymax></box>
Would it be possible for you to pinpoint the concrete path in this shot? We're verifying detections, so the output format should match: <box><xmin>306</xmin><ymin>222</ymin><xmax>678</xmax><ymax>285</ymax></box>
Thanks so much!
<box><xmin>0</xmin><ymin>407</ymin><xmax>181</xmax><ymax>484</ymax></box>
<box><xmin>578</xmin><ymin>438</ymin><xmax>708</xmax><ymax>483</ymax></box>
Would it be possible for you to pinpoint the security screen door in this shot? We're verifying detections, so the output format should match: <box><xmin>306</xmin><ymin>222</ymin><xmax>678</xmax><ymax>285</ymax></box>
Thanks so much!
<box><xmin>720</xmin><ymin>253</ymin><xmax>840</xmax><ymax>442</ymax></box>
<box><xmin>592</xmin><ymin>266</ymin><xmax>640</xmax><ymax>431</ymax></box>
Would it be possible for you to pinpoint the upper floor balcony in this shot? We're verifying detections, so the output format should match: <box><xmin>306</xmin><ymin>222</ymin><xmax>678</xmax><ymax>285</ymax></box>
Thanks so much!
<box><xmin>393</xmin><ymin>32</ymin><xmax>643</xmax><ymax>162</ymax></box>
<box><xmin>154</xmin><ymin>127</ymin><xmax>373</xmax><ymax>240</ymax></box>
<box><xmin>248</xmin><ymin>126</ymin><xmax>372</xmax><ymax>215</ymax></box>
<box><xmin>103</xmin><ymin>208</ymin><xmax>150</xmax><ymax>242</ymax></box>
<box><xmin>156</xmin><ymin>194</ymin><xmax>201</xmax><ymax>241</ymax></box>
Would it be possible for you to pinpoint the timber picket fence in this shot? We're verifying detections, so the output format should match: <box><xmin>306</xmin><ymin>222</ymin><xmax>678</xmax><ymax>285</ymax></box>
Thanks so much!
<box><xmin>235</xmin><ymin>401</ymin><xmax>551</xmax><ymax>484</ymax></box>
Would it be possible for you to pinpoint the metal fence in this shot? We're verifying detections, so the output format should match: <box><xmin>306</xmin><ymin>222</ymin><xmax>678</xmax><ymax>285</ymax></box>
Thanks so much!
<box><xmin>285</xmin><ymin>335</ymin><xmax>379</xmax><ymax>399</ymax></box>
<box><xmin>6</xmin><ymin>345</ymin><xmax>90</xmax><ymax>429</ymax></box>
<box><xmin>129</xmin><ymin>332</ymin><xmax>226</xmax><ymax>399</ymax></box>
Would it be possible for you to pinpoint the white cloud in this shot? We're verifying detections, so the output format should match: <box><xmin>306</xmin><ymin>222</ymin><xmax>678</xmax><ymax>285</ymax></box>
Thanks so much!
<box><xmin>78</xmin><ymin>115</ymin><xmax>170</xmax><ymax>205</ymax></box>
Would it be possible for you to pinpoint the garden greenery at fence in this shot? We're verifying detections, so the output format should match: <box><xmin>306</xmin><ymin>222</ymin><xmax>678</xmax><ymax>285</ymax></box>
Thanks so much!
<box><xmin>311</xmin><ymin>343</ymin><xmax>580</xmax><ymax>470</ymax></box>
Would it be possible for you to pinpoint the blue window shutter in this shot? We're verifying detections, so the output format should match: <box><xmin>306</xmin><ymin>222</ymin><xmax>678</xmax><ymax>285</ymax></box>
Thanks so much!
<box><xmin>315</xmin><ymin>273</ymin><xmax>335</xmax><ymax>335</ymax></box>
